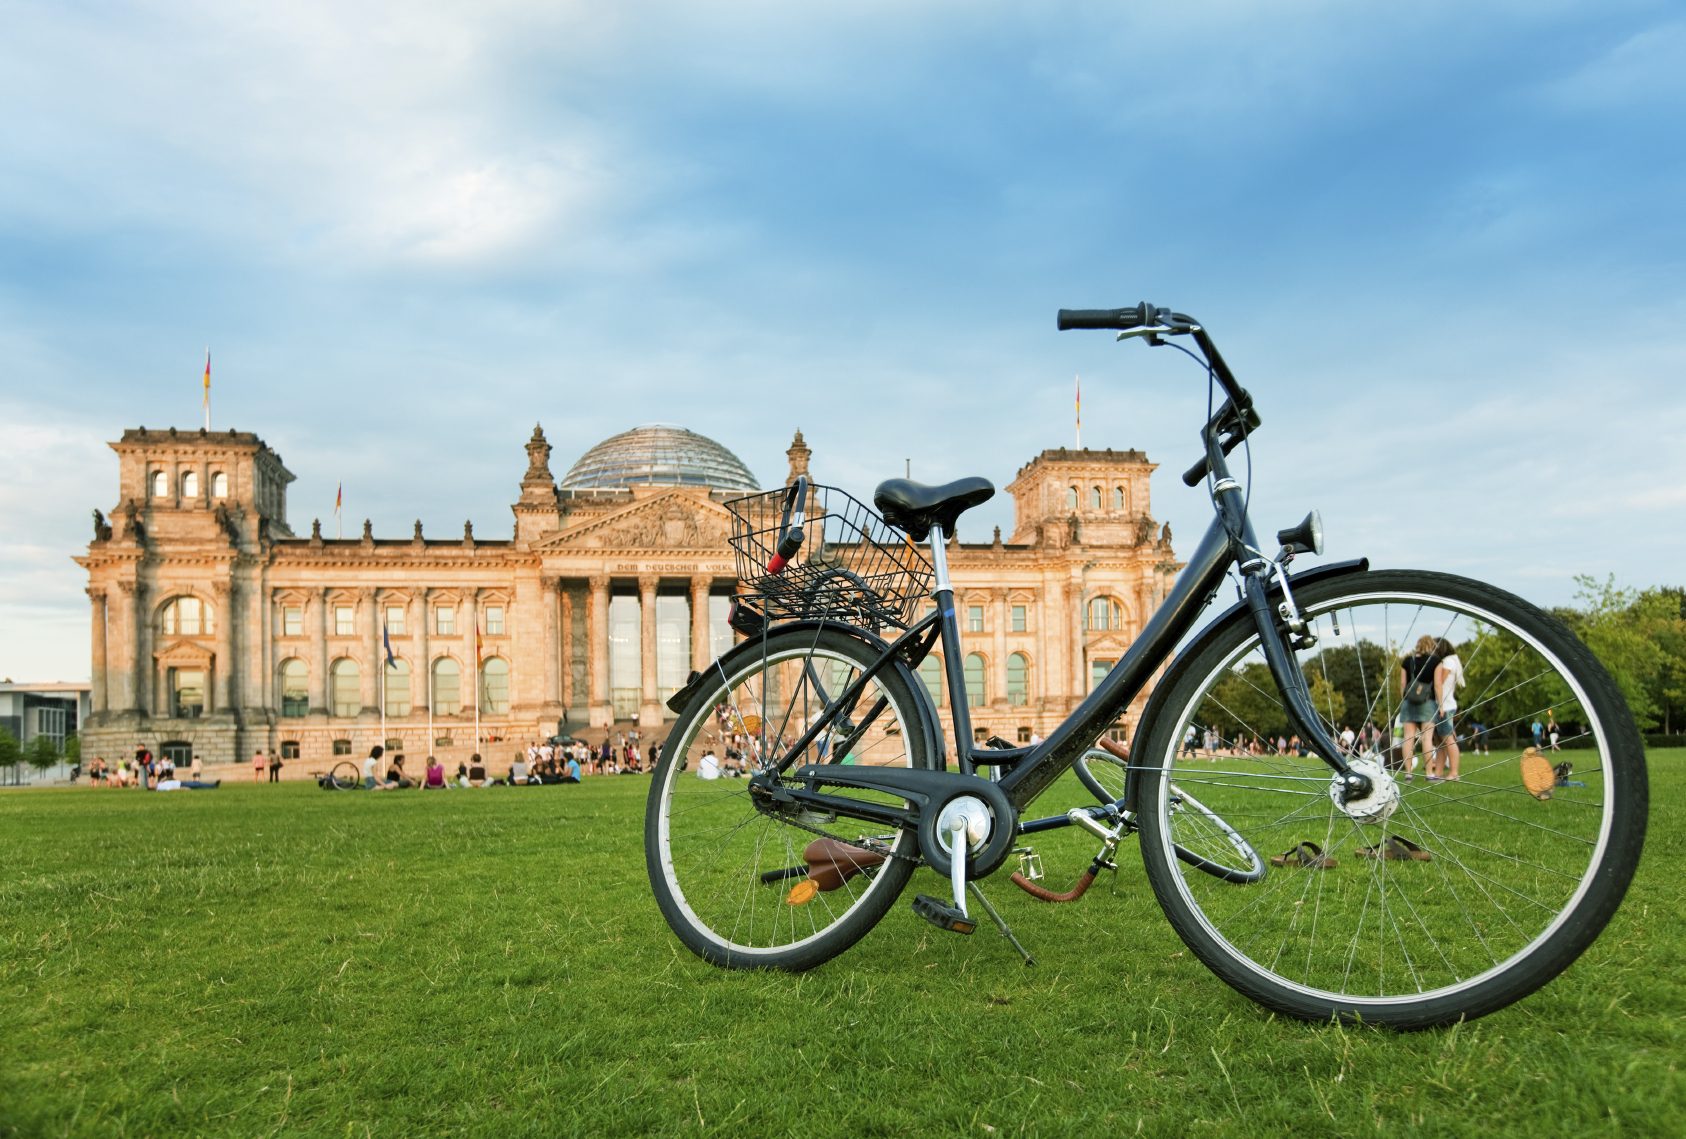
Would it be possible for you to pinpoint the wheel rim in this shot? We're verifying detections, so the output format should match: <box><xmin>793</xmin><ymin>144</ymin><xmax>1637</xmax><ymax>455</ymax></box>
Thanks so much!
<box><xmin>655</xmin><ymin>642</ymin><xmax>919</xmax><ymax>960</ymax></box>
<box><xmin>1150</xmin><ymin>585</ymin><xmax>1622</xmax><ymax>1007</ymax></box>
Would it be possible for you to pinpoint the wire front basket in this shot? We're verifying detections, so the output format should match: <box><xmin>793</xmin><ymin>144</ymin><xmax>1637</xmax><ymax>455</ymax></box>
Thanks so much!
<box><xmin>726</xmin><ymin>483</ymin><xmax>933</xmax><ymax>632</ymax></box>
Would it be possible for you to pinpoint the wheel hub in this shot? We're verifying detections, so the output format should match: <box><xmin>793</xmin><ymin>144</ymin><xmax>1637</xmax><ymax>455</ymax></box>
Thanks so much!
<box><xmin>1329</xmin><ymin>756</ymin><xmax>1399</xmax><ymax>825</ymax></box>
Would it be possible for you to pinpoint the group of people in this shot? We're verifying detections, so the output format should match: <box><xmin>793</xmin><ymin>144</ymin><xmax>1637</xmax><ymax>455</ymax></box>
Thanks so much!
<box><xmin>81</xmin><ymin>746</ymin><xmax>218</xmax><ymax>791</ymax></box>
<box><xmin>356</xmin><ymin>737</ymin><xmax>657</xmax><ymax>790</ymax></box>
<box><xmin>1397</xmin><ymin>635</ymin><xmax>1468</xmax><ymax>782</ymax></box>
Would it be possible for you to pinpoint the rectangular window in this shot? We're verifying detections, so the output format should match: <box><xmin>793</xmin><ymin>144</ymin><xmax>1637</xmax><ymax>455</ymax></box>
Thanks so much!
<box><xmin>436</xmin><ymin>606</ymin><xmax>456</xmax><ymax>636</ymax></box>
<box><xmin>1017</xmin><ymin>726</ymin><xmax>1032</xmax><ymax>744</ymax></box>
<box><xmin>384</xmin><ymin>605</ymin><xmax>406</xmax><ymax>635</ymax></box>
<box><xmin>967</xmin><ymin>605</ymin><xmax>985</xmax><ymax>633</ymax></box>
<box><xmin>332</xmin><ymin>739</ymin><xmax>352</xmax><ymax>756</ymax></box>
<box><xmin>172</xmin><ymin>668</ymin><xmax>206</xmax><ymax>719</ymax></box>
<box><xmin>334</xmin><ymin>605</ymin><xmax>354</xmax><ymax>636</ymax></box>
<box><xmin>1011</xmin><ymin>605</ymin><xmax>1027</xmax><ymax>633</ymax></box>
<box><xmin>1091</xmin><ymin>659</ymin><xmax>1114</xmax><ymax>692</ymax></box>
<box><xmin>281</xmin><ymin>605</ymin><xmax>302</xmax><ymax>636</ymax></box>
<box><xmin>484</xmin><ymin>605</ymin><xmax>505</xmax><ymax>635</ymax></box>
<box><xmin>280</xmin><ymin>740</ymin><xmax>300</xmax><ymax>760</ymax></box>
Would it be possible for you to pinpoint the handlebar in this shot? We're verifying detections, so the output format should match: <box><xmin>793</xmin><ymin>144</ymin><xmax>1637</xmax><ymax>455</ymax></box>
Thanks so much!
<box><xmin>766</xmin><ymin>475</ymin><xmax>808</xmax><ymax>575</ymax></box>
<box><xmin>1056</xmin><ymin>303</ymin><xmax>1166</xmax><ymax>331</ymax></box>
<box><xmin>1058</xmin><ymin>301</ymin><xmax>1260</xmax><ymax>487</ymax></box>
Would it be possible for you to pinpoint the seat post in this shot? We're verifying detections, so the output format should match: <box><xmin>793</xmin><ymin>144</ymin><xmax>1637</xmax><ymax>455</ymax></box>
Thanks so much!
<box><xmin>928</xmin><ymin>523</ymin><xmax>975</xmax><ymax>773</ymax></box>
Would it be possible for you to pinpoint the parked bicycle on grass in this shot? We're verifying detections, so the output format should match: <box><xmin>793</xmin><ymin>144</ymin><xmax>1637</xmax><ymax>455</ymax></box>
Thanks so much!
<box><xmin>644</xmin><ymin>303</ymin><xmax>1647</xmax><ymax>1028</ymax></box>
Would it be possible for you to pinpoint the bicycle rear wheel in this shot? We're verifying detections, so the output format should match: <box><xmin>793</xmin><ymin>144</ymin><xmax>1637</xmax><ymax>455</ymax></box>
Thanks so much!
<box><xmin>1136</xmin><ymin>569</ymin><xmax>1646</xmax><ymax>1027</ymax></box>
<box><xmin>1075</xmin><ymin>748</ymin><xmax>1264</xmax><ymax>883</ymax></box>
<box><xmin>645</xmin><ymin>626</ymin><xmax>933</xmax><ymax>970</ymax></box>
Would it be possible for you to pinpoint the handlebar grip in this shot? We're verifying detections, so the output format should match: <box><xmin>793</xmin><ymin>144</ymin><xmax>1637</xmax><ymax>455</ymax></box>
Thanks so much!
<box><xmin>767</xmin><ymin>476</ymin><xmax>809</xmax><ymax>575</ymax></box>
<box><xmin>1057</xmin><ymin>303</ymin><xmax>1156</xmax><ymax>331</ymax></box>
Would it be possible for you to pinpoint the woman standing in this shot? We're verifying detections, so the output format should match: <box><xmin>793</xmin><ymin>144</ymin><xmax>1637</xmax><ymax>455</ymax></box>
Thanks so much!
<box><xmin>1432</xmin><ymin>636</ymin><xmax>1465</xmax><ymax>781</ymax></box>
<box><xmin>1398</xmin><ymin>635</ymin><xmax>1442</xmax><ymax>782</ymax></box>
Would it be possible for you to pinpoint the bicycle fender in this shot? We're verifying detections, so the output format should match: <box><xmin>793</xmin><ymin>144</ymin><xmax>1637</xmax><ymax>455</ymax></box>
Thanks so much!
<box><xmin>1122</xmin><ymin>558</ymin><xmax>1369</xmax><ymax>809</ymax></box>
<box><xmin>667</xmin><ymin>620</ymin><xmax>947</xmax><ymax>773</ymax></box>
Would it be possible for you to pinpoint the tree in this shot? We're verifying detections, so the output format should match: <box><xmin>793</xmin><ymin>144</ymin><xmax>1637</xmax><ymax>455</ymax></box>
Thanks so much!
<box><xmin>0</xmin><ymin>726</ymin><xmax>18</xmax><ymax>785</ymax></box>
<box><xmin>27</xmin><ymin>734</ymin><xmax>59</xmax><ymax>777</ymax></box>
<box><xmin>1566</xmin><ymin>576</ymin><xmax>1667</xmax><ymax>730</ymax></box>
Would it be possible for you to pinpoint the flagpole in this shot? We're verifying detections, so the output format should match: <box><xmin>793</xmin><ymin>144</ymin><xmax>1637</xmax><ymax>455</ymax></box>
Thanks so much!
<box><xmin>1075</xmin><ymin>373</ymin><xmax>1082</xmax><ymax>450</ymax></box>
<box><xmin>474</xmin><ymin>618</ymin><xmax>482</xmax><ymax>755</ymax></box>
<box><xmin>427</xmin><ymin>661</ymin><xmax>434</xmax><ymax>766</ymax></box>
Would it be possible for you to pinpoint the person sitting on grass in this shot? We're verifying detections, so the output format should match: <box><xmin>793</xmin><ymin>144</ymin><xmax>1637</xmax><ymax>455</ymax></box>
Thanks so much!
<box><xmin>422</xmin><ymin>756</ymin><xmax>447</xmax><ymax>790</ymax></box>
<box><xmin>510</xmin><ymin>753</ymin><xmax>530</xmax><ymax>785</ymax></box>
<box><xmin>562</xmin><ymin>752</ymin><xmax>581</xmax><ymax>784</ymax></box>
<box><xmin>378</xmin><ymin>754</ymin><xmax>415</xmax><ymax>790</ymax></box>
<box><xmin>468</xmin><ymin>754</ymin><xmax>488</xmax><ymax>787</ymax></box>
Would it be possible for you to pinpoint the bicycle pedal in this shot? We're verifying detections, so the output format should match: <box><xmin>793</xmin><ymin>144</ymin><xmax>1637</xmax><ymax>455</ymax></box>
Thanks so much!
<box><xmin>912</xmin><ymin>893</ymin><xmax>976</xmax><ymax>935</ymax></box>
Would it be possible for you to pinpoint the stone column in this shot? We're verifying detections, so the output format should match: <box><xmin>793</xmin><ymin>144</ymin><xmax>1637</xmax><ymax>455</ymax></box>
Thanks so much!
<box><xmin>638</xmin><ymin>574</ymin><xmax>661</xmax><ymax>729</ymax></box>
<box><xmin>415</xmin><ymin>592</ymin><xmax>430</xmax><ymax>714</ymax></box>
<box><xmin>465</xmin><ymin>590</ymin><xmax>481</xmax><ymax>718</ymax></box>
<box><xmin>88</xmin><ymin>587</ymin><xmax>109</xmax><ymax>715</ymax></box>
<box><xmin>689</xmin><ymin>576</ymin><xmax>712</xmax><ymax>673</ymax></box>
<box><xmin>559</xmin><ymin>584</ymin><xmax>574</xmax><ymax>713</ymax></box>
<box><xmin>213</xmin><ymin>580</ymin><xmax>235</xmax><ymax>713</ymax></box>
<box><xmin>540</xmin><ymin>575</ymin><xmax>561</xmax><ymax>713</ymax></box>
<box><xmin>991</xmin><ymin>587</ymin><xmax>1008</xmax><ymax>710</ymax></box>
<box><xmin>130</xmin><ymin>579</ymin><xmax>152</xmax><ymax>715</ymax></box>
<box><xmin>588</xmin><ymin>574</ymin><xmax>611</xmax><ymax>728</ymax></box>
<box><xmin>312</xmin><ymin>589</ymin><xmax>329</xmax><ymax>714</ymax></box>
<box><xmin>361</xmin><ymin>588</ymin><xmax>379</xmax><ymax>714</ymax></box>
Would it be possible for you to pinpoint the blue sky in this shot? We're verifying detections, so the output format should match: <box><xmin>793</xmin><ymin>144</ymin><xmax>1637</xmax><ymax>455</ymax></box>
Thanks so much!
<box><xmin>2</xmin><ymin>0</ymin><xmax>1683</xmax><ymax>682</ymax></box>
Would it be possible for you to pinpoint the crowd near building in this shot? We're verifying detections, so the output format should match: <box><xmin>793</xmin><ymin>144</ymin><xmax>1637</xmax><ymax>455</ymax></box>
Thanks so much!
<box><xmin>75</xmin><ymin>423</ymin><xmax>1180</xmax><ymax>771</ymax></box>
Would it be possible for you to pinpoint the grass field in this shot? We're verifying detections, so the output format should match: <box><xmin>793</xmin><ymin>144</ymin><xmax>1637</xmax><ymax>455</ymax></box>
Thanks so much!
<box><xmin>2</xmin><ymin>754</ymin><xmax>1681</xmax><ymax>1138</ymax></box>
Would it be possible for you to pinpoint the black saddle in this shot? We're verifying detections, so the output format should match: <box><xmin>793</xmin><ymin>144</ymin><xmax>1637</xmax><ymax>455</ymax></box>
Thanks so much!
<box><xmin>872</xmin><ymin>477</ymin><xmax>995</xmax><ymax>542</ymax></box>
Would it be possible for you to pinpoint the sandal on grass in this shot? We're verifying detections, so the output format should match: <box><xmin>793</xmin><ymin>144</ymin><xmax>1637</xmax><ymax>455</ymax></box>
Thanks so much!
<box><xmin>1356</xmin><ymin>836</ymin><xmax>1433</xmax><ymax>862</ymax></box>
<box><xmin>1269</xmin><ymin>841</ymin><xmax>1337</xmax><ymax>869</ymax></box>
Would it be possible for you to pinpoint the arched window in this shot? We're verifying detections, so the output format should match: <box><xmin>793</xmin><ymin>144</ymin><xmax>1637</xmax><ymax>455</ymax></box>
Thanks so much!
<box><xmin>384</xmin><ymin>658</ymin><xmax>411</xmax><ymax>717</ymax></box>
<box><xmin>1090</xmin><ymin>486</ymin><xmax>1102</xmax><ymax>510</ymax></box>
<box><xmin>1007</xmin><ymin>653</ymin><xmax>1029</xmax><ymax>707</ymax></box>
<box><xmin>211</xmin><ymin>471</ymin><xmax>228</xmax><ymax>497</ymax></box>
<box><xmin>1066</xmin><ymin>486</ymin><xmax>1078</xmax><ymax>510</ymax></box>
<box><xmin>279</xmin><ymin>658</ymin><xmax>308</xmax><ymax>717</ymax></box>
<box><xmin>481</xmin><ymin>657</ymin><xmax>510</xmax><ymax>714</ymax></box>
<box><xmin>330</xmin><ymin>658</ymin><xmax>361</xmax><ymax>717</ymax></box>
<box><xmin>151</xmin><ymin>470</ymin><xmax>168</xmax><ymax>497</ymax></box>
<box><xmin>181</xmin><ymin>470</ymin><xmax>198</xmax><ymax>497</ymax></box>
<box><xmin>964</xmin><ymin>653</ymin><xmax>986</xmax><ymax>708</ymax></box>
<box><xmin>1113</xmin><ymin>486</ymin><xmax>1125</xmax><ymax>511</ymax></box>
<box><xmin>1086</xmin><ymin>596</ymin><xmax>1123</xmax><ymax>632</ymax></box>
<box><xmin>918</xmin><ymin>654</ymin><xmax>945</xmax><ymax>708</ymax></box>
<box><xmin>159</xmin><ymin>596</ymin><xmax>212</xmax><ymax>637</ymax></box>
<box><xmin>433</xmin><ymin>658</ymin><xmax>462</xmax><ymax>716</ymax></box>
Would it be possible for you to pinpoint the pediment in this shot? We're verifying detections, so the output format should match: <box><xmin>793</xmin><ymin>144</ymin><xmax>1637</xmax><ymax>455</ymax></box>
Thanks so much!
<box><xmin>537</xmin><ymin>491</ymin><xmax>737</xmax><ymax>553</ymax></box>
<box><xmin>1085</xmin><ymin>633</ymin><xmax>1132</xmax><ymax>655</ymax></box>
<box><xmin>155</xmin><ymin>639</ymin><xmax>216</xmax><ymax>667</ymax></box>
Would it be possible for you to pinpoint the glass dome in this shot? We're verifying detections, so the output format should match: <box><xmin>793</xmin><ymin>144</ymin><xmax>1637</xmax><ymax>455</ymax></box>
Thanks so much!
<box><xmin>559</xmin><ymin>424</ymin><xmax>762</xmax><ymax>493</ymax></box>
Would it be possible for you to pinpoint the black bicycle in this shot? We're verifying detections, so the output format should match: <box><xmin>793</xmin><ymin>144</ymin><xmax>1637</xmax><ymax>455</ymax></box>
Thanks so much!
<box><xmin>644</xmin><ymin>303</ymin><xmax>1647</xmax><ymax>1028</ymax></box>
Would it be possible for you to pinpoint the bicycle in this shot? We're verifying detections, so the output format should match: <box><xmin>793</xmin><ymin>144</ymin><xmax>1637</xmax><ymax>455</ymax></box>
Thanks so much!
<box><xmin>643</xmin><ymin>302</ymin><xmax>1647</xmax><ymax>1028</ymax></box>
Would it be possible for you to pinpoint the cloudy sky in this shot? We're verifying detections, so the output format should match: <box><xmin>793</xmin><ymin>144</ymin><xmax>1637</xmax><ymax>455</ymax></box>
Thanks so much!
<box><xmin>2</xmin><ymin>0</ymin><xmax>1682</xmax><ymax>683</ymax></box>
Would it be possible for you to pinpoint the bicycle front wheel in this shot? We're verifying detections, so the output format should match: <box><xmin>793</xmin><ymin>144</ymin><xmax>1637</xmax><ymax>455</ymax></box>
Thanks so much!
<box><xmin>1137</xmin><ymin>569</ymin><xmax>1646</xmax><ymax>1027</ymax></box>
<box><xmin>645</xmin><ymin>626</ymin><xmax>933</xmax><ymax>970</ymax></box>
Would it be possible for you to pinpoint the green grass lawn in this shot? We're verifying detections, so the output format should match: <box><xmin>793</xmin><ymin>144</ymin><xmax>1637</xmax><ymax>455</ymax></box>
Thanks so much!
<box><xmin>2</xmin><ymin>755</ymin><xmax>1681</xmax><ymax>1138</ymax></box>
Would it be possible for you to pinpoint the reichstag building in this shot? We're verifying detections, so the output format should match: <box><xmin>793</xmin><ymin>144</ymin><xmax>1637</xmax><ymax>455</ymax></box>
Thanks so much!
<box><xmin>76</xmin><ymin>423</ymin><xmax>1180</xmax><ymax>769</ymax></box>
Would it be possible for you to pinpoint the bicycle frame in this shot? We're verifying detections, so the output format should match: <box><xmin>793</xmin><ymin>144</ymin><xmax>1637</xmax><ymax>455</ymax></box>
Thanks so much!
<box><xmin>752</xmin><ymin>321</ymin><xmax>1362</xmax><ymax>829</ymax></box>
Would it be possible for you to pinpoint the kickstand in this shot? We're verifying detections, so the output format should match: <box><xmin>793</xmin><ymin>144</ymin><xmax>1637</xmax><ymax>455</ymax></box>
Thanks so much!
<box><xmin>968</xmin><ymin>883</ymin><xmax>1035</xmax><ymax>966</ymax></box>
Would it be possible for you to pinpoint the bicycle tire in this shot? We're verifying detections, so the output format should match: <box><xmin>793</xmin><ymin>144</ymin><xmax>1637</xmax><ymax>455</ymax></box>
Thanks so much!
<box><xmin>1135</xmin><ymin>569</ymin><xmax>1646</xmax><ymax>1028</ymax></box>
<box><xmin>1074</xmin><ymin>748</ymin><xmax>1265</xmax><ymax>883</ymax></box>
<box><xmin>329</xmin><ymin>761</ymin><xmax>361</xmax><ymax>790</ymax></box>
<box><xmin>645</xmin><ymin>626</ymin><xmax>935</xmax><ymax>970</ymax></box>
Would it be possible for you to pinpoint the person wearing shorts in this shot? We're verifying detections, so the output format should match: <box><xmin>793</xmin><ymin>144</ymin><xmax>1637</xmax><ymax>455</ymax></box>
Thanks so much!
<box><xmin>1398</xmin><ymin>635</ymin><xmax>1441</xmax><ymax>782</ymax></box>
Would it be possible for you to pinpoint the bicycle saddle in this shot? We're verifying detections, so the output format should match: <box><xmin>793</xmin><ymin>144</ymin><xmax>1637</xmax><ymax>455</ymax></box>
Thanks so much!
<box><xmin>873</xmin><ymin>476</ymin><xmax>995</xmax><ymax>541</ymax></box>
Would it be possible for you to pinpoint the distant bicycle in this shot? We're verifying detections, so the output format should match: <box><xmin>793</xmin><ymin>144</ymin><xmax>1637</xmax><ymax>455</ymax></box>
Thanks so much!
<box><xmin>644</xmin><ymin>303</ymin><xmax>1647</xmax><ymax>1028</ymax></box>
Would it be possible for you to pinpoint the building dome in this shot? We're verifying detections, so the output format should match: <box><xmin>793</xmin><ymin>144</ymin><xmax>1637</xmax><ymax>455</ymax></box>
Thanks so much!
<box><xmin>559</xmin><ymin>424</ymin><xmax>762</xmax><ymax>493</ymax></box>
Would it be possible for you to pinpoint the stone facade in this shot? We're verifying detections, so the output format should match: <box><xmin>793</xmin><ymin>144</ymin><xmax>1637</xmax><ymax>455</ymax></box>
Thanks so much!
<box><xmin>75</xmin><ymin>425</ymin><xmax>1180</xmax><ymax>770</ymax></box>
